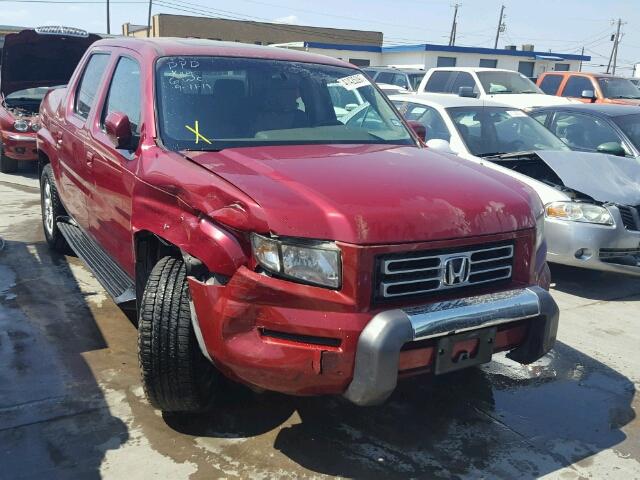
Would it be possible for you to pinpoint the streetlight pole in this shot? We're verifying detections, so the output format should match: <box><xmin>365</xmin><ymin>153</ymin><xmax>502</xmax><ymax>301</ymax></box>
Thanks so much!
<box><xmin>494</xmin><ymin>5</ymin><xmax>505</xmax><ymax>49</ymax></box>
<box><xmin>147</xmin><ymin>0</ymin><xmax>153</xmax><ymax>37</ymax></box>
<box><xmin>106</xmin><ymin>0</ymin><xmax>111</xmax><ymax>34</ymax></box>
<box><xmin>448</xmin><ymin>3</ymin><xmax>460</xmax><ymax>47</ymax></box>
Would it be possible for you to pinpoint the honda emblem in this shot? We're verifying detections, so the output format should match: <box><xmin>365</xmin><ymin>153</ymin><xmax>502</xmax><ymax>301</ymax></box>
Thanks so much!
<box><xmin>442</xmin><ymin>256</ymin><xmax>471</xmax><ymax>286</ymax></box>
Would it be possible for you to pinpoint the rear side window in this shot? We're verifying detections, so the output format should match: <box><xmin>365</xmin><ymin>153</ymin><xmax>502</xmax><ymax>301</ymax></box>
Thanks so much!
<box><xmin>450</xmin><ymin>72</ymin><xmax>477</xmax><ymax>94</ymax></box>
<box><xmin>539</xmin><ymin>75</ymin><xmax>563</xmax><ymax>95</ymax></box>
<box><xmin>562</xmin><ymin>76</ymin><xmax>594</xmax><ymax>97</ymax></box>
<box><xmin>390</xmin><ymin>73</ymin><xmax>409</xmax><ymax>89</ymax></box>
<box><xmin>101</xmin><ymin>57</ymin><xmax>142</xmax><ymax>136</ymax></box>
<box><xmin>424</xmin><ymin>71</ymin><xmax>453</xmax><ymax>93</ymax></box>
<box><xmin>74</xmin><ymin>53</ymin><xmax>111</xmax><ymax>119</ymax></box>
<box><xmin>375</xmin><ymin>72</ymin><xmax>394</xmax><ymax>84</ymax></box>
<box><xmin>394</xmin><ymin>101</ymin><xmax>451</xmax><ymax>142</ymax></box>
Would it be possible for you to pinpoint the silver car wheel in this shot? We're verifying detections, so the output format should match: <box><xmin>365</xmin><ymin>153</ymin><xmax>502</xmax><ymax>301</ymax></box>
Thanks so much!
<box><xmin>43</xmin><ymin>181</ymin><xmax>54</xmax><ymax>236</ymax></box>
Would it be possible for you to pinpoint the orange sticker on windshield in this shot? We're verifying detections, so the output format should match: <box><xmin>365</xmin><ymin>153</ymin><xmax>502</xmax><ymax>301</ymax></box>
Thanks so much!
<box><xmin>185</xmin><ymin>120</ymin><xmax>212</xmax><ymax>144</ymax></box>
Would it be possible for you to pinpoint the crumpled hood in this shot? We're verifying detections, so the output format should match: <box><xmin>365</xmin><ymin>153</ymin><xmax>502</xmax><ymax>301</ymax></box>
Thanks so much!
<box><xmin>185</xmin><ymin>144</ymin><xmax>537</xmax><ymax>244</ymax></box>
<box><xmin>486</xmin><ymin>93</ymin><xmax>574</xmax><ymax>109</ymax></box>
<box><xmin>535</xmin><ymin>150</ymin><xmax>640</xmax><ymax>205</ymax></box>
<box><xmin>1</xmin><ymin>29</ymin><xmax>101</xmax><ymax>97</ymax></box>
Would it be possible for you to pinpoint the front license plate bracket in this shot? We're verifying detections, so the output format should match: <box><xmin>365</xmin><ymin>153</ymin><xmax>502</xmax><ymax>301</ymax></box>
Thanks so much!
<box><xmin>434</xmin><ymin>327</ymin><xmax>497</xmax><ymax>375</ymax></box>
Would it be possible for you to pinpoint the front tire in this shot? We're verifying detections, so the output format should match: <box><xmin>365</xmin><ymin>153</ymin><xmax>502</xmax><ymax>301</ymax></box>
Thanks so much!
<box><xmin>40</xmin><ymin>163</ymin><xmax>69</xmax><ymax>252</ymax></box>
<box><xmin>138</xmin><ymin>256</ymin><xmax>220</xmax><ymax>412</ymax></box>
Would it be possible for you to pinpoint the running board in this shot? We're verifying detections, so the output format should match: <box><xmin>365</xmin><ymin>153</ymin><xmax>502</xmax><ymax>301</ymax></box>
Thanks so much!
<box><xmin>58</xmin><ymin>221</ymin><xmax>136</xmax><ymax>306</ymax></box>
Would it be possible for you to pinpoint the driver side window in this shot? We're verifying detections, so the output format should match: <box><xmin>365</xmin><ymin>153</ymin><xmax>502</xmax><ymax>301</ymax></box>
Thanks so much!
<box><xmin>101</xmin><ymin>56</ymin><xmax>142</xmax><ymax>136</ymax></box>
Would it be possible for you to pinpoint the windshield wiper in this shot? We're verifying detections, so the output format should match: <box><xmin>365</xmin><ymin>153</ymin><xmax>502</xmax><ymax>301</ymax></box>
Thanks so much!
<box><xmin>612</xmin><ymin>95</ymin><xmax>640</xmax><ymax>99</ymax></box>
<box><xmin>520</xmin><ymin>90</ymin><xmax>539</xmax><ymax>94</ymax></box>
<box><xmin>476</xmin><ymin>152</ymin><xmax>507</xmax><ymax>158</ymax></box>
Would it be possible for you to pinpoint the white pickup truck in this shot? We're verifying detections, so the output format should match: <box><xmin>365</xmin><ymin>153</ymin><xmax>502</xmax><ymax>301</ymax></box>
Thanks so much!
<box><xmin>417</xmin><ymin>67</ymin><xmax>574</xmax><ymax>110</ymax></box>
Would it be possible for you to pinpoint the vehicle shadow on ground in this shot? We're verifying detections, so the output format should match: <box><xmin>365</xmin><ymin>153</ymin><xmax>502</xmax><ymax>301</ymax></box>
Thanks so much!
<box><xmin>0</xmin><ymin>239</ymin><xmax>129</xmax><ymax>479</ymax></box>
<box><xmin>167</xmin><ymin>341</ymin><xmax>635</xmax><ymax>479</ymax></box>
<box><xmin>550</xmin><ymin>263</ymin><xmax>640</xmax><ymax>301</ymax></box>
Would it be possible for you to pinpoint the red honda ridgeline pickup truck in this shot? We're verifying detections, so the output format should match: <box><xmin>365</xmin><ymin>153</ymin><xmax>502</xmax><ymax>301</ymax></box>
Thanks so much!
<box><xmin>37</xmin><ymin>38</ymin><xmax>558</xmax><ymax>412</ymax></box>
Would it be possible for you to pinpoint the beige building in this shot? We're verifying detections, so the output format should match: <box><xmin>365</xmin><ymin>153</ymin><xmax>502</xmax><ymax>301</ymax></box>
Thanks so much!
<box><xmin>123</xmin><ymin>14</ymin><xmax>382</xmax><ymax>47</ymax></box>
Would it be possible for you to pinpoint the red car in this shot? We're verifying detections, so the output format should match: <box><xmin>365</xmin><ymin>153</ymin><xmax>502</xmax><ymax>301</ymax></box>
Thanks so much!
<box><xmin>37</xmin><ymin>37</ymin><xmax>558</xmax><ymax>412</ymax></box>
<box><xmin>0</xmin><ymin>26</ymin><xmax>99</xmax><ymax>173</ymax></box>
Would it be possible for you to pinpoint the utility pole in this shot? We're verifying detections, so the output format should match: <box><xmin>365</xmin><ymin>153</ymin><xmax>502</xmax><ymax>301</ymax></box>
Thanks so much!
<box><xmin>448</xmin><ymin>3</ymin><xmax>460</xmax><ymax>47</ymax></box>
<box><xmin>106</xmin><ymin>0</ymin><xmax>110</xmax><ymax>34</ymax></box>
<box><xmin>579</xmin><ymin>46</ymin><xmax>584</xmax><ymax>72</ymax></box>
<box><xmin>147</xmin><ymin>0</ymin><xmax>153</xmax><ymax>37</ymax></box>
<box><xmin>493</xmin><ymin>5</ymin><xmax>505</xmax><ymax>49</ymax></box>
<box><xmin>607</xmin><ymin>18</ymin><xmax>624</xmax><ymax>75</ymax></box>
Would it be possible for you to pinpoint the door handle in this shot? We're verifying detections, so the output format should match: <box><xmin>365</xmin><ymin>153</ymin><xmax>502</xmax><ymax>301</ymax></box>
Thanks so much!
<box><xmin>85</xmin><ymin>151</ymin><xmax>95</xmax><ymax>165</ymax></box>
<box><xmin>54</xmin><ymin>131</ymin><xmax>63</xmax><ymax>146</ymax></box>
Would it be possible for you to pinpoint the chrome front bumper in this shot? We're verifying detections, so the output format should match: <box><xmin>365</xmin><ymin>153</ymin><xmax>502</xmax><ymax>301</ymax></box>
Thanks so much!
<box><xmin>545</xmin><ymin>211</ymin><xmax>640</xmax><ymax>276</ymax></box>
<box><xmin>344</xmin><ymin>286</ymin><xmax>558</xmax><ymax>406</ymax></box>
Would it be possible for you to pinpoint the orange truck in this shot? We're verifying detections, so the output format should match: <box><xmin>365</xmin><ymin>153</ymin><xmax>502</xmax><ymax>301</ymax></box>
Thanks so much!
<box><xmin>537</xmin><ymin>72</ymin><xmax>640</xmax><ymax>105</ymax></box>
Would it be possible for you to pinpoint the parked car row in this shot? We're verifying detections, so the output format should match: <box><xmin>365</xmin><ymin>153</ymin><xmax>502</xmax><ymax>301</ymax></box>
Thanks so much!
<box><xmin>388</xmin><ymin>92</ymin><xmax>640</xmax><ymax>277</ymax></box>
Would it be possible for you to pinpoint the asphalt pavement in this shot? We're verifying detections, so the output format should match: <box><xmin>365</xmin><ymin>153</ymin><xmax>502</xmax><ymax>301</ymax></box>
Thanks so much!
<box><xmin>0</xmin><ymin>170</ymin><xmax>638</xmax><ymax>479</ymax></box>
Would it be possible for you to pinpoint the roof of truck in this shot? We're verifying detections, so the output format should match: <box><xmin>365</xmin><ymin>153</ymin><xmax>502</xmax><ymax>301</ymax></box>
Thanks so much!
<box><xmin>389</xmin><ymin>92</ymin><xmax>516</xmax><ymax>109</ymax></box>
<box><xmin>427</xmin><ymin>67</ymin><xmax>521</xmax><ymax>74</ymax></box>
<box><xmin>93</xmin><ymin>37</ymin><xmax>353</xmax><ymax>68</ymax></box>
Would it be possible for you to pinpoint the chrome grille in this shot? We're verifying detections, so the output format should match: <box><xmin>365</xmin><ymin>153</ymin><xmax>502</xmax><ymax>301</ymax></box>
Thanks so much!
<box><xmin>376</xmin><ymin>243</ymin><xmax>514</xmax><ymax>300</ymax></box>
<box><xmin>617</xmin><ymin>205</ymin><xmax>639</xmax><ymax>231</ymax></box>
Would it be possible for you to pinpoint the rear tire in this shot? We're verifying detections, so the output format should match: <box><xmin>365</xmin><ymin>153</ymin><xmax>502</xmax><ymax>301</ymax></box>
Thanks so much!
<box><xmin>138</xmin><ymin>256</ymin><xmax>220</xmax><ymax>412</ymax></box>
<box><xmin>40</xmin><ymin>163</ymin><xmax>70</xmax><ymax>252</ymax></box>
<box><xmin>0</xmin><ymin>147</ymin><xmax>18</xmax><ymax>173</ymax></box>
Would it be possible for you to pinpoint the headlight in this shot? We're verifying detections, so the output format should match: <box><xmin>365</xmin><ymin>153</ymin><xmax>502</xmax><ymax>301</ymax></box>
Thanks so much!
<box><xmin>251</xmin><ymin>233</ymin><xmax>341</xmax><ymax>288</ymax></box>
<box><xmin>545</xmin><ymin>201</ymin><xmax>614</xmax><ymax>226</ymax></box>
<box><xmin>31</xmin><ymin>123</ymin><xmax>41</xmax><ymax>132</ymax></box>
<box><xmin>13</xmin><ymin>120</ymin><xmax>29</xmax><ymax>132</ymax></box>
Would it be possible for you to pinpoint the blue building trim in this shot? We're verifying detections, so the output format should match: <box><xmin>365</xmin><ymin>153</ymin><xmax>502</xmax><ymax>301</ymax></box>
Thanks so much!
<box><xmin>300</xmin><ymin>41</ymin><xmax>590</xmax><ymax>62</ymax></box>
<box><xmin>304</xmin><ymin>41</ymin><xmax>381</xmax><ymax>53</ymax></box>
<box><xmin>381</xmin><ymin>43</ymin><xmax>590</xmax><ymax>62</ymax></box>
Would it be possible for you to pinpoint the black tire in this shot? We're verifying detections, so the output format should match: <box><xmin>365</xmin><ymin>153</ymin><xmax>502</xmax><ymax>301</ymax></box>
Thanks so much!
<box><xmin>0</xmin><ymin>147</ymin><xmax>18</xmax><ymax>173</ymax></box>
<box><xmin>138</xmin><ymin>256</ymin><xmax>220</xmax><ymax>412</ymax></box>
<box><xmin>40</xmin><ymin>163</ymin><xmax>70</xmax><ymax>252</ymax></box>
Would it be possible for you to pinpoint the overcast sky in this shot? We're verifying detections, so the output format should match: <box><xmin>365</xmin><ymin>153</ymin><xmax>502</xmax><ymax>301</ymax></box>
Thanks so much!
<box><xmin>0</xmin><ymin>0</ymin><xmax>638</xmax><ymax>74</ymax></box>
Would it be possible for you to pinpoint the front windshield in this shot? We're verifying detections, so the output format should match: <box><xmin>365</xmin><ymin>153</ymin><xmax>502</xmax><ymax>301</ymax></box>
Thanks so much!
<box><xmin>476</xmin><ymin>71</ymin><xmax>542</xmax><ymax>95</ymax></box>
<box><xmin>447</xmin><ymin>106</ymin><xmax>569</xmax><ymax>157</ymax></box>
<box><xmin>408</xmin><ymin>73</ymin><xmax>425</xmax><ymax>90</ymax></box>
<box><xmin>613</xmin><ymin>113</ymin><xmax>640</xmax><ymax>148</ymax></box>
<box><xmin>598</xmin><ymin>77</ymin><xmax>640</xmax><ymax>99</ymax></box>
<box><xmin>155</xmin><ymin>56</ymin><xmax>414</xmax><ymax>151</ymax></box>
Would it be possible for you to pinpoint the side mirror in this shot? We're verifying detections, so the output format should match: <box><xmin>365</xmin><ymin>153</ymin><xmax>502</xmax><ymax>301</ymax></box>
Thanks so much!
<box><xmin>458</xmin><ymin>86</ymin><xmax>477</xmax><ymax>98</ymax></box>
<box><xmin>345</xmin><ymin>103</ymin><xmax>359</xmax><ymax>112</ymax></box>
<box><xmin>426</xmin><ymin>138</ymin><xmax>455</xmax><ymax>154</ymax></box>
<box><xmin>581</xmin><ymin>89</ymin><xmax>596</xmax><ymax>102</ymax></box>
<box><xmin>105</xmin><ymin>111</ymin><xmax>134</xmax><ymax>150</ymax></box>
<box><xmin>407</xmin><ymin>120</ymin><xmax>426</xmax><ymax>141</ymax></box>
<box><xmin>596</xmin><ymin>141</ymin><xmax>626</xmax><ymax>157</ymax></box>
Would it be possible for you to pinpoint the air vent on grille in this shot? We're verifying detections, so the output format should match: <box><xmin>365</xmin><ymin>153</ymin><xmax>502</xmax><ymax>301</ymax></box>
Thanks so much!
<box><xmin>376</xmin><ymin>243</ymin><xmax>514</xmax><ymax>300</ymax></box>
<box><xmin>617</xmin><ymin>205</ymin><xmax>639</xmax><ymax>231</ymax></box>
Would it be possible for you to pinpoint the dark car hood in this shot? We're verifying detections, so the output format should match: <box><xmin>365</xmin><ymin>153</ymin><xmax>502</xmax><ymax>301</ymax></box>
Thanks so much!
<box><xmin>1</xmin><ymin>29</ymin><xmax>101</xmax><ymax>97</ymax></box>
<box><xmin>185</xmin><ymin>144</ymin><xmax>537</xmax><ymax>245</ymax></box>
<box><xmin>534</xmin><ymin>150</ymin><xmax>640</xmax><ymax>205</ymax></box>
